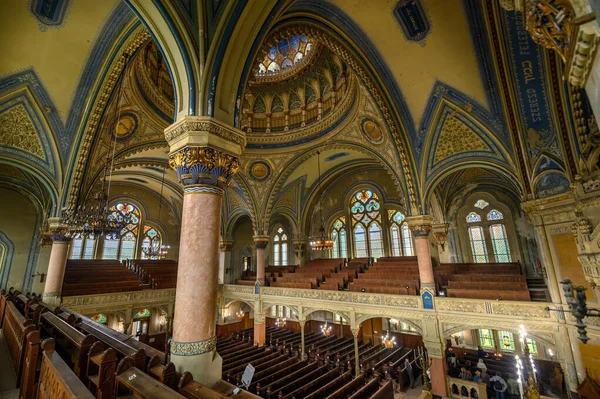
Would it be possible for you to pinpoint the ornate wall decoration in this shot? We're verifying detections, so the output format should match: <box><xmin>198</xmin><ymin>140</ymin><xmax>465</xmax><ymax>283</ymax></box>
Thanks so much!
<box><xmin>111</xmin><ymin>112</ymin><xmax>138</xmax><ymax>142</ymax></box>
<box><xmin>392</xmin><ymin>0</ymin><xmax>431</xmax><ymax>45</ymax></box>
<box><xmin>360</xmin><ymin>118</ymin><xmax>385</xmax><ymax>144</ymax></box>
<box><xmin>524</xmin><ymin>0</ymin><xmax>574</xmax><ymax>62</ymax></box>
<box><xmin>535</xmin><ymin>171</ymin><xmax>571</xmax><ymax>198</ymax></box>
<box><xmin>171</xmin><ymin>336</ymin><xmax>217</xmax><ymax>356</ymax></box>
<box><xmin>0</xmin><ymin>104</ymin><xmax>44</xmax><ymax>158</ymax></box>
<box><xmin>169</xmin><ymin>147</ymin><xmax>240</xmax><ymax>190</ymax></box>
<box><xmin>248</xmin><ymin>160</ymin><xmax>271</xmax><ymax>182</ymax></box>
<box><xmin>29</xmin><ymin>0</ymin><xmax>72</xmax><ymax>30</ymax></box>
<box><xmin>433</xmin><ymin>114</ymin><xmax>489</xmax><ymax>163</ymax></box>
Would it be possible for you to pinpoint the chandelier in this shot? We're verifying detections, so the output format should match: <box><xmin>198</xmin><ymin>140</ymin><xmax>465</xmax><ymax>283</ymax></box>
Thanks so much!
<box><xmin>381</xmin><ymin>333</ymin><xmax>396</xmax><ymax>348</ymax></box>
<box><xmin>63</xmin><ymin>53</ymin><xmax>132</xmax><ymax>238</ymax></box>
<box><xmin>236</xmin><ymin>310</ymin><xmax>245</xmax><ymax>320</ymax></box>
<box><xmin>310</xmin><ymin>150</ymin><xmax>334</xmax><ymax>252</ymax></box>
<box><xmin>275</xmin><ymin>317</ymin><xmax>287</xmax><ymax>328</ymax></box>
<box><xmin>141</xmin><ymin>166</ymin><xmax>171</xmax><ymax>259</ymax></box>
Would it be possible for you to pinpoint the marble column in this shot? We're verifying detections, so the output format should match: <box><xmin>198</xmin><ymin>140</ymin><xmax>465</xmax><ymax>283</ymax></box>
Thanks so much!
<box><xmin>253</xmin><ymin>235</ymin><xmax>269</xmax><ymax>285</ymax></box>
<box><xmin>254</xmin><ymin>306</ymin><xmax>266</xmax><ymax>346</ymax></box>
<box><xmin>423</xmin><ymin>340</ymin><xmax>447</xmax><ymax>398</ymax></box>
<box><xmin>300</xmin><ymin>320</ymin><xmax>306</xmax><ymax>358</ymax></box>
<box><xmin>219</xmin><ymin>240</ymin><xmax>233</xmax><ymax>285</ymax></box>
<box><xmin>166</xmin><ymin>117</ymin><xmax>245</xmax><ymax>386</ymax></box>
<box><xmin>406</xmin><ymin>215</ymin><xmax>435</xmax><ymax>296</ymax></box>
<box><xmin>43</xmin><ymin>218</ymin><xmax>71</xmax><ymax>305</ymax></box>
<box><xmin>351</xmin><ymin>327</ymin><xmax>360</xmax><ymax>376</ymax></box>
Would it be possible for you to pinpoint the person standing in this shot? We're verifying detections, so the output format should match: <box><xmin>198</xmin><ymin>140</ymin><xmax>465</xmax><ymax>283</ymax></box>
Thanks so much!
<box><xmin>490</xmin><ymin>372</ymin><xmax>508</xmax><ymax>399</ymax></box>
<box><xmin>404</xmin><ymin>358</ymin><xmax>414</xmax><ymax>389</ymax></box>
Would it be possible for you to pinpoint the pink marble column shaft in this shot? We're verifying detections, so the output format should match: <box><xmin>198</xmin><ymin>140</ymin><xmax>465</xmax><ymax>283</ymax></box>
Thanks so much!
<box><xmin>414</xmin><ymin>237</ymin><xmax>434</xmax><ymax>285</ymax></box>
<box><xmin>172</xmin><ymin>192</ymin><xmax>222</xmax><ymax>343</ymax></box>
<box><xmin>44</xmin><ymin>240</ymin><xmax>71</xmax><ymax>295</ymax></box>
<box><xmin>256</xmin><ymin>247</ymin><xmax>265</xmax><ymax>282</ymax></box>
<box><xmin>254</xmin><ymin>322</ymin><xmax>266</xmax><ymax>346</ymax></box>
<box><xmin>429</xmin><ymin>356</ymin><xmax>448</xmax><ymax>397</ymax></box>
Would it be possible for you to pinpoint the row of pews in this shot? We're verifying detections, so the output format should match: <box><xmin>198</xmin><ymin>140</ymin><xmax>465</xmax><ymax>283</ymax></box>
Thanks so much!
<box><xmin>0</xmin><ymin>288</ymin><xmax>258</xmax><ymax>399</ymax></box>
<box><xmin>434</xmin><ymin>262</ymin><xmax>531</xmax><ymax>301</ymax></box>
<box><xmin>125</xmin><ymin>259</ymin><xmax>178</xmax><ymax>289</ymax></box>
<box><xmin>218</xmin><ymin>326</ymin><xmax>422</xmax><ymax>398</ymax></box>
<box><xmin>62</xmin><ymin>260</ymin><xmax>143</xmax><ymax>296</ymax></box>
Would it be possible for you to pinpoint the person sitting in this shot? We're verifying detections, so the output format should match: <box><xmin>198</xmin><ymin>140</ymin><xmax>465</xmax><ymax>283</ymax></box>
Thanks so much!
<box><xmin>490</xmin><ymin>372</ymin><xmax>508</xmax><ymax>399</ymax></box>
<box><xmin>476</xmin><ymin>358</ymin><xmax>487</xmax><ymax>370</ymax></box>
<box><xmin>477</xmin><ymin>345</ymin><xmax>488</xmax><ymax>358</ymax></box>
<box><xmin>459</xmin><ymin>367</ymin><xmax>473</xmax><ymax>381</ymax></box>
<box><xmin>446</xmin><ymin>347</ymin><xmax>457</xmax><ymax>367</ymax></box>
<box><xmin>473</xmin><ymin>370</ymin><xmax>483</xmax><ymax>382</ymax></box>
<box><xmin>481</xmin><ymin>368</ymin><xmax>491</xmax><ymax>384</ymax></box>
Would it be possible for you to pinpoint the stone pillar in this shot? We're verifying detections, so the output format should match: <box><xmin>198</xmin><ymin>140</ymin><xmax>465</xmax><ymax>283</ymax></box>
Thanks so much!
<box><xmin>432</xmin><ymin>223</ymin><xmax>451</xmax><ymax>264</ymax></box>
<box><xmin>424</xmin><ymin>340</ymin><xmax>448</xmax><ymax>398</ymax></box>
<box><xmin>351</xmin><ymin>327</ymin><xmax>360</xmax><ymax>376</ymax></box>
<box><xmin>300</xmin><ymin>320</ymin><xmax>306</xmax><ymax>358</ymax></box>
<box><xmin>254</xmin><ymin>235</ymin><xmax>269</xmax><ymax>285</ymax></box>
<box><xmin>254</xmin><ymin>306</ymin><xmax>266</xmax><ymax>346</ymax></box>
<box><xmin>219</xmin><ymin>240</ymin><xmax>233</xmax><ymax>285</ymax></box>
<box><xmin>406</xmin><ymin>215</ymin><xmax>435</xmax><ymax>296</ymax></box>
<box><xmin>532</xmin><ymin>220</ymin><xmax>562</xmax><ymax>303</ymax></box>
<box><xmin>42</xmin><ymin>218</ymin><xmax>71</xmax><ymax>305</ymax></box>
<box><xmin>166</xmin><ymin>117</ymin><xmax>245</xmax><ymax>386</ymax></box>
<box><xmin>556</xmin><ymin>325</ymin><xmax>580</xmax><ymax>391</ymax></box>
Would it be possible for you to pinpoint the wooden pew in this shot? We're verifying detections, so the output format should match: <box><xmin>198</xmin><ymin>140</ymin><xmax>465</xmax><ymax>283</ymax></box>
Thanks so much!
<box><xmin>261</xmin><ymin>362</ymin><xmax>320</xmax><ymax>397</ymax></box>
<box><xmin>304</xmin><ymin>370</ymin><xmax>353</xmax><ymax>399</ymax></box>
<box><xmin>325</xmin><ymin>374</ymin><xmax>366</xmax><ymax>399</ymax></box>
<box><xmin>2</xmin><ymin>301</ymin><xmax>36</xmax><ymax>385</ymax></box>
<box><xmin>40</xmin><ymin>311</ymin><xmax>95</xmax><ymax>380</ymax></box>
<box><xmin>86</xmin><ymin>341</ymin><xmax>117</xmax><ymax>399</ymax></box>
<box><xmin>115</xmin><ymin>356</ymin><xmax>187</xmax><ymax>398</ymax></box>
<box><xmin>178</xmin><ymin>372</ymin><xmax>227</xmax><ymax>398</ymax></box>
<box><xmin>283</xmin><ymin>368</ymin><xmax>342</xmax><ymax>399</ymax></box>
<box><xmin>370</xmin><ymin>380</ymin><xmax>394</xmax><ymax>399</ymax></box>
<box><xmin>36</xmin><ymin>338</ymin><xmax>95</xmax><ymax>399</ymax></box>
<box><xmin>20</xmin><ymin>329</ymin><xmax>42</xmax><ymax>399</ymax></box>
<box><xmin>347</xmin><ymin>377</ymin><xmax>381</xmax><ymax>399</ymax></box>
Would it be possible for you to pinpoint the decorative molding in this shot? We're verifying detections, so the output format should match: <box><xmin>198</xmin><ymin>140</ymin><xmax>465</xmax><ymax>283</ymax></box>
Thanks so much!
<box><xmin>169</xmin><ymin>147</ymin><xmax>240</xmax><ymax>189</ymax></box>
<box><xmin>171</xmin><ymin>336</ymin><xmax>217</xmax><ymax>356</ymax></box>
<box><xmin>164</xmin><ymin>117</ymin><xmax>246</xmax><ymax>149</ymax></box>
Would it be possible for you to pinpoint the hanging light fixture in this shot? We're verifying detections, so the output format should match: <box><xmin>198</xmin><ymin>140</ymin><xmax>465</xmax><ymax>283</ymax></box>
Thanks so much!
<box><xmin>321</xmin><ymin>321</ymin><xmax>332</xmax><ymax>336</ymax></box>
<box><xmin>142</xmin><ymin>165</ymin><xmax>170</xmax><ymax>259</ymax></box>
<box><xmin>62</xmin><ymin>53</ymin><xmax>132</xmax><ymax>238</ymax></box>
<box><xmin>309</xmin><ymin>150</ymin><xmax>334</xmax><ymax>252</ymax></box>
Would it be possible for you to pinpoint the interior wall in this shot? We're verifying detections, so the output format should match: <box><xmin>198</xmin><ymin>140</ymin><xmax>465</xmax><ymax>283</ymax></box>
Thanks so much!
<box><xmin>0</xmin><ymin>188</ymin><xmax>39</xmax><ymax>291</ymax></box>
<box><xmin>554</xmin><ymin>233</ymin><xmax>592</xmax><ymax>299</ymax></box>
<box><xmin>231</xmin><ymin>217</ymin><xmax>254</xmax><ymax>283</ymax></box>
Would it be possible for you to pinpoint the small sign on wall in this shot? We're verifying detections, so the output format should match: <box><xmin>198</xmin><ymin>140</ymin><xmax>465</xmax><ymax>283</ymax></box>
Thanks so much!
<box><xmin>422</xmin><ymin>291</ymin><xmax>433</xmax><ymax>309</ymax></box>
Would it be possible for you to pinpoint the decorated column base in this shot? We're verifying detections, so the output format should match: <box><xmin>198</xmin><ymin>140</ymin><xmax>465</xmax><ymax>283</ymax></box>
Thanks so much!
<box><xmin>171</xmin><ymin>338</ymin><xmax>222</xmax><ymax>387</ymax></box>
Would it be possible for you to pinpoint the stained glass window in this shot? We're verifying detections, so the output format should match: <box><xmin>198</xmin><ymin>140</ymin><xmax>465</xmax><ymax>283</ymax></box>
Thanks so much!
<box><xmin>526</xmin><ymin>338</ymin><xmax>538</xmax><ymax>354</ymax></box>
<box><xmin>92</xmin><ymin>314</ymin><xmax>107</xmax><ymax>324</ymax></box>
<box><xmin>490</xmin><ymin>224</ymin><xmax>511</xmax><ymax>262</ymax></box>
<box><xmin>83</xmin><ymin>235</ymin><xmax>96</xmax><ymax>259</ymax></box>
<box><xmin>474</xmin><ymin>199</ymin><xmax>489</xmax><ymax>209</ymax></box>
<box><xmin>102</xmin><ymin>202</ymin><xmax>141</xmax><ymax>260</ymax></box>
<box><xmin>351</xmin><ymin>189</ymin><xmax>382</xmax><ymax>257</ymax></box>
<box><xmin>141</xmin><ymin>226</ymin><xmax>161</xmax><ymax>260</ymax></box>
<box><xmin>469</xmin><ymin>226</ymin><xmax>488</xmax><ymax>263</ymax></box>
<box><xmin>273</xmin><ymin>227</ymin><xmax>287</xmax><ymax>266</ymax></box>
<box><xmin>70</xmin><ymin>234</ymin><xmax>96</xmax><ymax>259</ymax></box>
<box><xmin>257</xmin><ymin>35</ymin><xmax>314</xmax><ymax>75</ymax></box>
<box><xmin>402</xmin><ymin>224</ymin><xmax>414</xmax><ymax>256</ymax></box>
<box><xmin>391</xmin><ymin>225</ymin><xmax>402</xmax><ymax>256</ymax></box>
<box><xmin>389</xmin><ymin>210</ymin><xmax>408</xmax><ymax>256</ymax></box>
<box><xmin>134</xmin><ymin>309</ymin><xmax>150</xmax><ymax>318</ymax></box>
<box><xmin>331</xmin><ymin>217</ymin><xmax>347</xmax><ymax>258</ymax></box>
<box><xmin>478</xmin><ymin>328</ymin><xmax>495</xmax><ymax>348</ymax></box>
<box><xmin>354</xmin><ymin>224</ymin><xmax>368</xmax><ymax>258</ymax></box>
<box><xmin>467</xmin><ymin>212</ymin><xmax>482</xmax><ymax>223</ymax></box>
<box><xmin>499</xmin><ymin>331</ymin><xmax>515</xmax><ymax>351</ymax></box>
<box><xmin>71</xmin><ymin>237</ymin><xmax>84</xmax><ymax>259</ymax></box>
<box><xmin>487</xmin><ymin>209</ymin><xmax>503</xmax><ymax>221</ymax></box>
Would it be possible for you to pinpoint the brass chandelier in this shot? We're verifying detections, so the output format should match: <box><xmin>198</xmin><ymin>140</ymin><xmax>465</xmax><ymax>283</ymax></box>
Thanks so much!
<box><xmin>309</xmin><ymin>150</ymin><xmax>334</xmax><ymax>252</ymax></box>
<box><xmin>141</xmin><ymin>166</ymin><xmax>170</xmax><ymax>259</ymax></box>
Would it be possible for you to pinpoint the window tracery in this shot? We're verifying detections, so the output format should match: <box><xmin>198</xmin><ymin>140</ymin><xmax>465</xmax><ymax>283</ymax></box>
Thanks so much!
<box><xmin>331</xmin><ymin>217</ymin><xmax>348</xmax><ymax>259</ymax></box>
<box><xmin>466</xmin><ymin>199</ymin><xmax>511</xmax><ymax>263</ymax></box>
<box><xmin>388</xmin><ymin>210</ymin><xmax>412</xmax><ymax>256</ymax></box>
<box><xmin>141</xmin><ymin>226</ymin><xmax>161</xmax><ymax>260</ymax></box>
<box><xmin>102</xmin><ymin>202</ymin><xmax>141</xmax><ymax>261</ymax></box>
<box><xmin>257</xmin><ymin>35</ymin><xmax>313</xmax><ymax>75</ymax></box>
<box><xmin>350</xmin><ymin>189</ymin><xmax>383</xmax><ymax>258</ymax></box>
<box><xmin>273</xmin><ymin>227</ymin><xmax>288</xmax><ymax>266</ymax></box>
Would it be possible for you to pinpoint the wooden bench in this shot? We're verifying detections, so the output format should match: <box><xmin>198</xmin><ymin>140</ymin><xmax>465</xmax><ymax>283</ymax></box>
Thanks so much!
<box><xmin>36</xmin><ymin>338</ymin><xmax>95</xmax><ymax>399</ymax></box>
<box><xmin>115</xmin><ymin>357</ymin><xmax>187</xmax><ymax>398</ymax></box>
<box><xmin>2</xmin><ymin>301</ymin><xmax>36</xmax><ymax>384</ymax></box>
<box><xmin>86</xmin><ymin>341</ymin><xmax>117</xmax><ymax>398</ymax></box>
<box><xmin>347</xmin><ymin>376</ymin><xmax>381</xmax><ymax>399</ymax></box>
<box><xmin>19</xmin><ymin>329</ymin><xmax>42</xmax><ymax>399</ymax></box>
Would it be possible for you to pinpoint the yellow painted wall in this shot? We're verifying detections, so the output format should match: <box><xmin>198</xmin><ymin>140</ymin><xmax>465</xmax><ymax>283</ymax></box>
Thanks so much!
<box><xmin>554</xmin><ymin>234</ymin><xmax>592</xmax><ymax>299</ymax></box>
<box><xmin>580</xmin><ymin>342</ymin><xmax>600</xmax><ymax>381</ymax></box>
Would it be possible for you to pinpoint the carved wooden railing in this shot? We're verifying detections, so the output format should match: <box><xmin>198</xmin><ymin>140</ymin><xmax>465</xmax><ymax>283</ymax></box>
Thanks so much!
<box><xmin>446</xmin><ymin>376</ymin><xmax>488</xmax><ymax>399</ymax></box>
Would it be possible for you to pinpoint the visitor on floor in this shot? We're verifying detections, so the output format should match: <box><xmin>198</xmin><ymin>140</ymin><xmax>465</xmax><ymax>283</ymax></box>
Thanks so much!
<box><xmin>490</xmin><ymin>372</ymin><xmax>508</xmax><ymax>399</ymax></box>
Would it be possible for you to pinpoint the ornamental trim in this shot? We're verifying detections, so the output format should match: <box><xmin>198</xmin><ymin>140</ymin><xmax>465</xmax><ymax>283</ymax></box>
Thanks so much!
<box><xmin>171</xmin><ymin>336</ymin><xmax>217</xmax><ymax>356</ymax></box>
<box><xmin>164</xmin><ymin>119</ymin><xmax>246</xmax><ymax>149</ymax></box>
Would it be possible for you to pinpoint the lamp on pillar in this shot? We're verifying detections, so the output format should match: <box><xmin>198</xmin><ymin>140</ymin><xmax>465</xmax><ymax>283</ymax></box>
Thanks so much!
<box><xmin>165</xmin><ymin>116</ymin><xmax>245</xmax><ymax>386</ymax></box>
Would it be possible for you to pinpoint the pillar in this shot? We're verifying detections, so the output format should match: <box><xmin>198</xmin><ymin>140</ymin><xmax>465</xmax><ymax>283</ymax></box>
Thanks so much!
<box><xmin>532</xmin><ymin>221</ymin><xmax>563</xmax><ymax>303</ymax></box>
<box><xmin>351</xmin><ymin>327</ymin><xmax>360</xmax><ymax>376</ymax></box>
<box><xmin>424</xmin><ymin>340</ymin><xmax>448</xmax><ymax>398</ymax></box>
<box><xmin>254</xmin><ymin>305</ymin><xmax>266</xmax><ymax>346</ymax></box>
<box><xmin>166</xmin><ymin>117</ymin><xmax>245</xmax><ymax>386</ymax></box>
<box><xmin>42</xmin><ymin>218</ymin><xmax>71</xmax><ymax>305</ymax></box>
<box><xmin>254</xmin><ymin>235</ymin><xmax>269</xmax><ymax>285</ymax></box>
<box><xmin>300</xmin><ymin>320</ymin><xmax>306</xmax><ymax>358</ymax></box>
<box><xmin>406</xmin><ymin>215</ymin><xmax>435</xmax><ymax>297</ymax></box>
<box><xmin>556</xmin><ymin>325</ymin><xmax>581</xmax><ymax>392</ymax></box>
<box><xmin>219</xmin><ymin>240</ymin><xmax>233</xmax><ymax>285</ymax></box>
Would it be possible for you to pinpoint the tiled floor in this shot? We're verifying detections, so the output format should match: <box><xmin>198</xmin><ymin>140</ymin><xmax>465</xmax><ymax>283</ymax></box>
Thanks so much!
<box><xmin>0</xmin><ymin>332</ymin><xmax>19</xmax><ymax>399</ymax></box>
<box><xmin>395</xmin><ymin>380</ymin><xmax>424</xmax><ymax>399</ymax></box>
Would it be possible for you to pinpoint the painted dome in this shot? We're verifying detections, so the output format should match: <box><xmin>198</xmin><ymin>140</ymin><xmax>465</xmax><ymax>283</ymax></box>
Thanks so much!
<box><xmin>257</xmin><ymin>35</ymin><xmax>314</xmax><ymax>76</ymax></box>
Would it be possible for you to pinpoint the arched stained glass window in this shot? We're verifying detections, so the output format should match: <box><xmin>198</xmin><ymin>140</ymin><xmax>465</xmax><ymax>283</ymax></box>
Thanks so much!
<box><xmin>273</xmin><ymin>227</ymin><xmax>288</xmax><ymax>266</ymax></box>
<box><xmin>389</xmin><ymin>210</ymin><xmax>410</xmax><ymax>256</ymax></box>
<box><xmin>257</xmin><ymin>35</ymin><xmax>313</xmax><ymax>75</ymax></box>
<box><xmin>70</xmin><ymin>233</ymin><xmax>96</xmax><ymax>260</ymax></box>
<box><xmin>102</xmin><ymin>202</ymin><xmax>141</xmax><ymax>260</ymax></box>
<box><xmin>474</xmin><ymin>199</ymin><xmax>489</xmax><ymax>209</ymax></box>
<box><xmin>478</xmin><ymin>328</ymin><xmax>495</xmax><ymax>348</ymax></box>
<box><xmin>468</xmin><ymin>226</ymin><xmax>488</xmax><ymax>263</ymax></box>
<box><xmin>331</xmin><ymin>217</ymin><xmax>348</xmax><ymax>259</ymax></box>
<box><xmin>402</xmin><ymin>224</ymin><xmax>414</xmax><ymax>256</ymax></box>
<box><xmin>467</xmin><ymin>212</ymin><xmax>481</xmax><ymax>223</ymax></box>
<box><xmin>499</xmin><ymin>331</ymin><xmax>515</xmax><ymax>351</ymax></box>
<box><xmin>141</xmin><ymin>226</ymin><xmax>161</xmax><ymax>260</ymax></box>
<box><xmin>71</xmin><ymin>236</ymin><xmax>84</xmax><ymax>259</ymax></box>
<box><xmin>526</xmin><ymin>338</ymin><xmax>538</xmax><ymax>354</ymax></box>
<box><xmin>350</xmin><ymin>189</ymin><xmax>382</xmax><ymax>258</ymax></box>
<box><xmin>490</xmin><ymin>224</ymin><xmax>511</xmax><ymax>262</ymax></box>
<box><xmin>487</xmin><ymin>209</ymin><xmax>503</xmax><ymax>221</ymax></box>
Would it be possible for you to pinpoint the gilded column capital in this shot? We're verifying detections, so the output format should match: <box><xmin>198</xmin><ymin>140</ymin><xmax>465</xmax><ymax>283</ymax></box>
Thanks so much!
<box><xmin>253</xmin><ymin>235</ymin><xmax>269</xmax><ymax>249</ymax></box>
<box><xmin>46</xmin><ymin>217</ymin><xmax>71</xmax><ymax>243</ymax></box>
<box><xmin>406</xmin><ymin>215</ymin><xmax>433</xmax><ymax>238</ymax></box>
<box><xmin>166</xmin><ymin>117</ymin><xmax>245</xmax><ymax>193</ymax></box>
<box><xmin>220</xmin><ymin>240</ymin><xmax>234</xmax><ymax>252</ymax></box>
<box><xmin>432</xmin><ymin>223</ymin><xmax>449</xmax><ymax>248</ymax></box>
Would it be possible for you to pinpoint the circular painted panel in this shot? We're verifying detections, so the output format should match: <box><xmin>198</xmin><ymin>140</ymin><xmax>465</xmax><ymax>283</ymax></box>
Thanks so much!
<box><xmin>249</xmin><ymin>161</ymin><xmax>271</xmax><ymax>181</ymax></box>
<box><xmin>112</xmin><ymin>113</ymin><xmax>138</xmax><ymax>141</ymax></box>
<box><xmin>361</xmin><ymin>118</ymin><xmax>384</xmax><ymax>144</ymax></box>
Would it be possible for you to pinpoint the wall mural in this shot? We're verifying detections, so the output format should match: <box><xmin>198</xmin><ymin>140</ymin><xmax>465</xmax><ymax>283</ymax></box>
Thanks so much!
<box><xmin>501</xmin><ymin>10</ymin><xmax>569</xmax><ymax>198</ymax></box>
<box><xmin>360</xmin><ymin>118</ymin><xmax>384</xmax><ymax>145</ymax></box>
<box><xmin>249</xmin><ymin>160</ymin><xmax>271</xmax><ymax>182</ymax></box>
<box><xmin>535</xmin><ymin>172</ymin><xmax>570</xmax><ymax>198</ymax></box>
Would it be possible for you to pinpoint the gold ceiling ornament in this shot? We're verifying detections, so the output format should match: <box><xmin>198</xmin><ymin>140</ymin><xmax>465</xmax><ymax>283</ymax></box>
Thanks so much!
<box><xmin>499</xmin><ymin>0</ymin><xmax>523</xmax><ymax>11</ymax></box>
<box><xmin>524</xmin><ymin>0</ymin><xmax>575</xmax><ymax>62</ymax></box>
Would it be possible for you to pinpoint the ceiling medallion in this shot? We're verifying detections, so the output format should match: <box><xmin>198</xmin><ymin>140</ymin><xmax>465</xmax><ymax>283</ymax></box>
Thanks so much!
<box><xmin>249</xmin><ymin>160</ymin><xmax>271</xmax><ymax>182</ymax></box>
<box><xmin>112</xmin><ymin>113</ymin><xmax>138</xmax><ymax>142</ymax></box>
<box><xmin>360</xmin><ymin>118</ymin><xmax>384</xmax><ymax>144</ymax></box>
